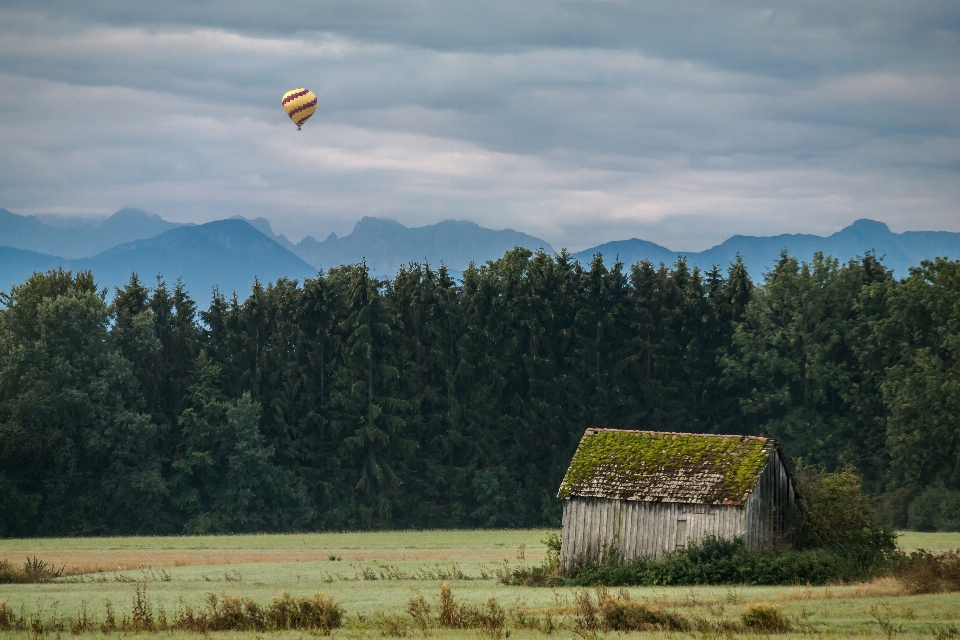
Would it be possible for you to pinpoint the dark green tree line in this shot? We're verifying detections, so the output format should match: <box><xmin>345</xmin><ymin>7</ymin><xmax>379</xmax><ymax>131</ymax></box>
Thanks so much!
<box><xmin>1</xmin><ymin>250</ymin><xmax>957</xmax><ymax>537</ymax></box>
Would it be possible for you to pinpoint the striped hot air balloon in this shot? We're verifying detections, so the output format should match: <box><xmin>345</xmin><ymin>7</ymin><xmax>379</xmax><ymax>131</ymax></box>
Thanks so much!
<box><xmin>282</xmin><ymin>88</ymin><xmax>317</xmax><ymax>130</ymax></box>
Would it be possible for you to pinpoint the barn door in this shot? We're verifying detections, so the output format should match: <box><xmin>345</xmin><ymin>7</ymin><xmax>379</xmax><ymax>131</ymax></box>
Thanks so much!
<box><xmin>675</xmin><ymin>519</ymin><xmax>688</xmax><ymax>549</ymax></box>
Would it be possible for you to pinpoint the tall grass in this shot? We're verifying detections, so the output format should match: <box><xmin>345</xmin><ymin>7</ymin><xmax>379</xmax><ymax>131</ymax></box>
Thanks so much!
<box><xmin>0</xmin><ymin>583</ymin><xmax>343</xmax><ymax>634</ymax></box>
<box><xmin>0</xmin><ymin>557</ymin><xmax>64</xmax><ymax>584</ymax></box>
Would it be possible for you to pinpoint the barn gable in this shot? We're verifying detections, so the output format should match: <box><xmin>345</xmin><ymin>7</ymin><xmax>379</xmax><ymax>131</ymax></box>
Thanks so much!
<box><xmin>558</xmin><ymin>429</ymin><xmax>775</xmax><ymax>505</ymax></box>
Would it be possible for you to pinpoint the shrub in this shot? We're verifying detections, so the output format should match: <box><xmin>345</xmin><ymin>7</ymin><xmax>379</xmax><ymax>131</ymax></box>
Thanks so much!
<box><xmin>570</xmin><ymin>536</ymin><xmax>895</xmax><ymax>586</ymax></box>
<box><xmin>438</xmin><ymin>581</ymin><xmax>459</xmax><ymax>627</ymax></box>
<box><xmin>376</xmin><ymin>613</ymin><xmax>413</xmax><ymax>637</ymax></box>
<box><xmin>898</xmin><ymin>550</ymin><xmax>960</xmax><ymax>594</ymax></box>
<box><xmin>76</xmin><ymin>585</ymin><xmax>346</xmax><ymax>634</ymax></box>
<box><xmin>406</xmin><ymin>591</ymin><xmax>431</xmax><ymax>632</ymax></box>
<box><xmin>741</xmin><ymin>602</ymin><xmax>791</xmax><ymax>633</ymax></box>
<box><xmin>265</xmin><ymin>590</ymin><xmax>343</xmax><ymax>632</ymax></box>
<box><xmin>434</xmin><ymin>582</ymin><xmax>506</xmax><ymax>638</ymax></box>
<box><xmin>0</xmin><ymin>600</ymin><xmax>26</xmax><ymax>632</ymax></box>
<box><xmin>796</xmin><ymin>464</ymin><xmax>897</xmax><ymax>552</ymax></box>
<box><xmin>542</xmin><ymin>533</ymin><xmax>561</xmax><ymax>573</ymax></box>
<box><xmin>497</xmin><ymin>533</ymin><xmax>565</xmax><ymax>586</ymax></box>
<box><xmin>574</xmin><ymin>588</ymin><xmax>689</xmax><ymax>633</ymax></box>
<box><xmin>0</xmin><ymin>557</ymin><xmax>64</xmax><ymax>584</ymax></box>
<box><xmin>600</xmin><ymin>595</ymin><xmax>688</xmax><ymax>631</ymax></box>
<box><xmin>204</xmin><ymin>592</ymin><xmax>265</xmax><ymax>631</ymax></box>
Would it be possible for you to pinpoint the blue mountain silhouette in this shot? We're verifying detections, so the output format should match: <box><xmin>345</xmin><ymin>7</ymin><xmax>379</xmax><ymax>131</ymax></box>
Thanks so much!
<box><xmin>572</xmin><ymin>219</ymin><xmax>959</xmax><ymax>279</ymax></box>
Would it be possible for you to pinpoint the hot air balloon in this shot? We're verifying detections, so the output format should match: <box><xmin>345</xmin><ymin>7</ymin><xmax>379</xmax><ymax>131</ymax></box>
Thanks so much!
<box><xmin>282</xmin><ymin>88</ymin><xmax>317</xmax><ymax>130</ymax></box>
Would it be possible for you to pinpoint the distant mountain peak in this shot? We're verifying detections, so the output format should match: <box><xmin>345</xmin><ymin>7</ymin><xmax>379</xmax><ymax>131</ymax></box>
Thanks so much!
<box><xmin>848</xmin><ymin>218</ymin><xmax>891</xmax><ymax>232</ymax></box>
<box><xmin>98</xmin><ymin>208</ymin><xmax>171</xmax><ymax>231</ymax></box>
<box><xmin>230</xmin><ymin>215</ymin><xmax>275</xmax><ymax>236</ymax></box>
<box><xmin>353</xmin><ymin>217</ymin><xmax>406</xmax><ymax>233</ymax></box>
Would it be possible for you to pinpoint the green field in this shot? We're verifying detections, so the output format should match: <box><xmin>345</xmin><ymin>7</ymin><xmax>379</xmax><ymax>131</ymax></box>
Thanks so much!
<box><xmin>1</xmin><ymin>530</ymin><xmax>958</xmax><ymax>639</ymax></box>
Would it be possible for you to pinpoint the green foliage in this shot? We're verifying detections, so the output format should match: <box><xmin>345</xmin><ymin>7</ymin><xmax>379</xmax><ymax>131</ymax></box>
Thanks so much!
<box><xmin>0</xmin><ymin>269</ymin><xmax>165</xmax><ymax>536</ymax></box>
<box><xmin>796</xmin><ymin>464</ymin><xmax>897</xmax><ymax>551</ymax></box>
<box><xmin>570</xmin><ymin>536</ymin><xmax>895</xmax><ymax>586</ymax></box>
<box><xmin>740</xmin><ymin>602</ymin><xmax>791</xmax><ymax>632</ymax></box>
<box><xmin>908</xmin><ymin>486</ymin><xmax>960</xmax><ymax>532</ymax></box>
<box><xmin>170</xmin><ymin>354</ymin><xmax>313</xmax><ymax>534</ymax></box>
<box><xmin>883</xmin><ymin>258</ymin><xmax>960</xmax><ymax>494</ymax></box>
<box><xmin>1</xmin><ymin>252</ymin><xmax>958</xmax><ymax>535</ymax></box>
<box><xmin>543</xmin><ymin>533</ymin><xmax>562</xmax><ymax>572</ymax></box>
<box><xmin>722</xmin><ymin>252</ymin><xmax>896</xmax><ymax>491</ymax></box>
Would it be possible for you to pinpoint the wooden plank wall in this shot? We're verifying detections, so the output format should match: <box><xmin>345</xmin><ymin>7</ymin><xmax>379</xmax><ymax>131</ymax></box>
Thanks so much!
<box><xmin>560</xmin><ymin>497</ymin><xmax>744</xmax><ymax>574</ymax></box>
<box><xmin>743</xmin><ymin>449</ymin><xmax>796</xmax><ymax>550</ymax></box>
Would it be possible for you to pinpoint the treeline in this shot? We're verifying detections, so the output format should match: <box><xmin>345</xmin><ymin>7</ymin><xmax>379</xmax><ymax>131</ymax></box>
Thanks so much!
<box><xmin>0</xmin><ymin>249</ymin><xmax>957</xmax><ymax>537</ymax></box>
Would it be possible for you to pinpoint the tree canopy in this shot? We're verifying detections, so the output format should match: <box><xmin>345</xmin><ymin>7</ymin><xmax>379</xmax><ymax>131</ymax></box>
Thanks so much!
<box><xmin>1</xmin><ymin>250</ymin><xmax>957</xmax><ymax>536</ymax></box>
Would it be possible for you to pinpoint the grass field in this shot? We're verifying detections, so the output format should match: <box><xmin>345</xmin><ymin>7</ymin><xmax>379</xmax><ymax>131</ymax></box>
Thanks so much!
<box><xmin>1</xmin><ymin>530</ymin><xmax>958</xmax><ymax>639</ymax></box>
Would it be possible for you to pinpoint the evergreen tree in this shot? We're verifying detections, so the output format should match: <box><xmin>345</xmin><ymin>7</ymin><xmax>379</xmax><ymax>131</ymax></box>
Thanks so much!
<box><xmin>170</xmin><ymin>354</ymin><xmax>313</xmax><ymax>534</ymax></box>
<box><xmin>882</xmin><ymin>258</ymin><xmax>960</xmax><ymax>493</ymax></box>
<box><xmin>0</xmin><ymin>270</ymin><xmax>165</xmax><ymax>536</ymax></box>
<box><xmin>722</xmin><ymin>252</ymin><xmax>895</xmax><ymax>484</ymax></box>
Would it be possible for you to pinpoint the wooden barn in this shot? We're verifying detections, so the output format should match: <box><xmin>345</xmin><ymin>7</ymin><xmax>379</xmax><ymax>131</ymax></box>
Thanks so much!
<box><xmin>557</xmin><ymin>428</ymin><xmax>797</xmax><ymax>574</ymax></box>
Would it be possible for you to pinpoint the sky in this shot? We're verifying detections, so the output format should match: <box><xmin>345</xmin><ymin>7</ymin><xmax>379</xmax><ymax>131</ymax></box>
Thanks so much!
<box><xmin>1</xmin><ymin>1</ymin><xmax>958</xmax><ymax>252</ymax></box>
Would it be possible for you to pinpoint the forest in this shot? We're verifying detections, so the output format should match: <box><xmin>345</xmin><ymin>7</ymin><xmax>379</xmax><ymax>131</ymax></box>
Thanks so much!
<box><xmin>0</xmin><ymin>248</ymin><xmax>957</xmax><ymax>537</ymax></box>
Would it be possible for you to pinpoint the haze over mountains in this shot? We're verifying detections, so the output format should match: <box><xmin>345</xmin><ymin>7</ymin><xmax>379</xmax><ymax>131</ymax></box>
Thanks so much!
<box><xmin>292</xmin><ymin>217</ymin><xmax>553</xmax><ymax>276</ymax></box>
<box><xmin>0</xmin><ymin>207</ymin><xmax>186</xmax><ymax>258</ymax></box>
<box><xmin>1</xmin><ymin>207</ymin><xmax>958</xmax><ymax>302</ymax></box>
<box><xmin>572</xmin><ymin>219</ymin><xmax>958</xmax><ymax>280</ymax></box>
<box><xmin>0</xmin><ymin>219</ymin><xmax>316</xmax><ymax>301</ymax></box>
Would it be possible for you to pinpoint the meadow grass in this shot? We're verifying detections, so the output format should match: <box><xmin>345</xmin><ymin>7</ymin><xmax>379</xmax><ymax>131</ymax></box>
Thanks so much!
<box><xmin>0</xmin><ymin>529</ymin><xmax>555</xmax><ymax>552</ymax></box>
<box><xmin>896</xmin><ymin>531</ymin><xmax>960</xmax><ymax>552</ymax></box>
<box><xmin>1</xmin><ymin>530</ymin><xmax>957</xmax><ymax>638</ymax></box>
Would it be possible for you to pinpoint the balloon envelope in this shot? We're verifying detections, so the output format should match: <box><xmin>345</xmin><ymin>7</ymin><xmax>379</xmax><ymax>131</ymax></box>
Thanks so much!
<box><xmin>282</xmin><ymin>88</ymin><xmax>317</xmax><ymax>130</ymax></box>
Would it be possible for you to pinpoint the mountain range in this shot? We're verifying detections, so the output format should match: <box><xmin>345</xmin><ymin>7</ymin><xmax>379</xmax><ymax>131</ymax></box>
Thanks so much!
<box><xmin>291</xmin><ymin>217</ymin><xmax>553</xmax><ymax>276</ymax></box>
<box><xmin>571</xmin><ymin>218</ymin><xmax>958</xmax><ymax>280</ymax></box>
<box><xmin>1</xmin><ymin>207</ymin><xmax>958</xmax><ymax>302</ymax></box>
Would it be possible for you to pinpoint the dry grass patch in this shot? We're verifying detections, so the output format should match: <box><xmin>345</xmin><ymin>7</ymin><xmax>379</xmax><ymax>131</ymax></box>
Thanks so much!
<box><xmin>1</xmin><ymin>548</ymin><xmax>538</xmax><ymax>574</ymax></box>
<box><xmin>774</xmin><ymin>577</ymin><xmax>907</xmax><ymax>601</ymax></box>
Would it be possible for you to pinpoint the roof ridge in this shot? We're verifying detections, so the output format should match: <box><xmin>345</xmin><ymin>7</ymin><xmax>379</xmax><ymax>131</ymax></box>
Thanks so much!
<box><xmin>586</xmin><ymin>428</ymin><xmax>770</xmax><ymax>442</ymax></box>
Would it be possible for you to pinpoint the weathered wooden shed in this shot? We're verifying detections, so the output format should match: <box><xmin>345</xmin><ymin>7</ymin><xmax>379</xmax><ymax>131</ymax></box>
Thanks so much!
<box><xmin>557</xmin><ymin>428</ymin><xmax>797</xmax><ymax>574</ymax></box>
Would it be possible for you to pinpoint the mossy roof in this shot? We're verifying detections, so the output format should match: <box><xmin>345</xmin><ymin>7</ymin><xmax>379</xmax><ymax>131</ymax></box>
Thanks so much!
<box><xmin>557</xmin><ymin>429</ymin><xmax>775</xmax><ymax>505</ymax></box>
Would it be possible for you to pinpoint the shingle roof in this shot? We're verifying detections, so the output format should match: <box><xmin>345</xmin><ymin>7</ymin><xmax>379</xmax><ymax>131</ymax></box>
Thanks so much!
<box><xmin>557</xmin><ymin>429</ymin><xmax>776</xmax><ymax>505</ymax></box>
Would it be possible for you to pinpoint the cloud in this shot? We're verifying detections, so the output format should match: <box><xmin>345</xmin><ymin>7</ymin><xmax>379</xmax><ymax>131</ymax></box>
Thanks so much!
<box><xmin>0</xmin><ymin>1</ymin><xmax>957</xmax><ymax>252</ymax></box>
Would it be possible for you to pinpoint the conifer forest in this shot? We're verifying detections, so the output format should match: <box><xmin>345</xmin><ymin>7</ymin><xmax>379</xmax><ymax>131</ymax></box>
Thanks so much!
<box><xmin>1</xmin><ymin>249</ymin><xmax>958</xmax><ymax>537</ymax></box>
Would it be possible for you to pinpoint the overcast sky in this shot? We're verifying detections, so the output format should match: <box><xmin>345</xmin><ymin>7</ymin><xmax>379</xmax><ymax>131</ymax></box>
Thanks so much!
<box><xmin>1</xmin><ymin>1</ymin><xmax>958</xmax><ymax>251</ymax></box>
